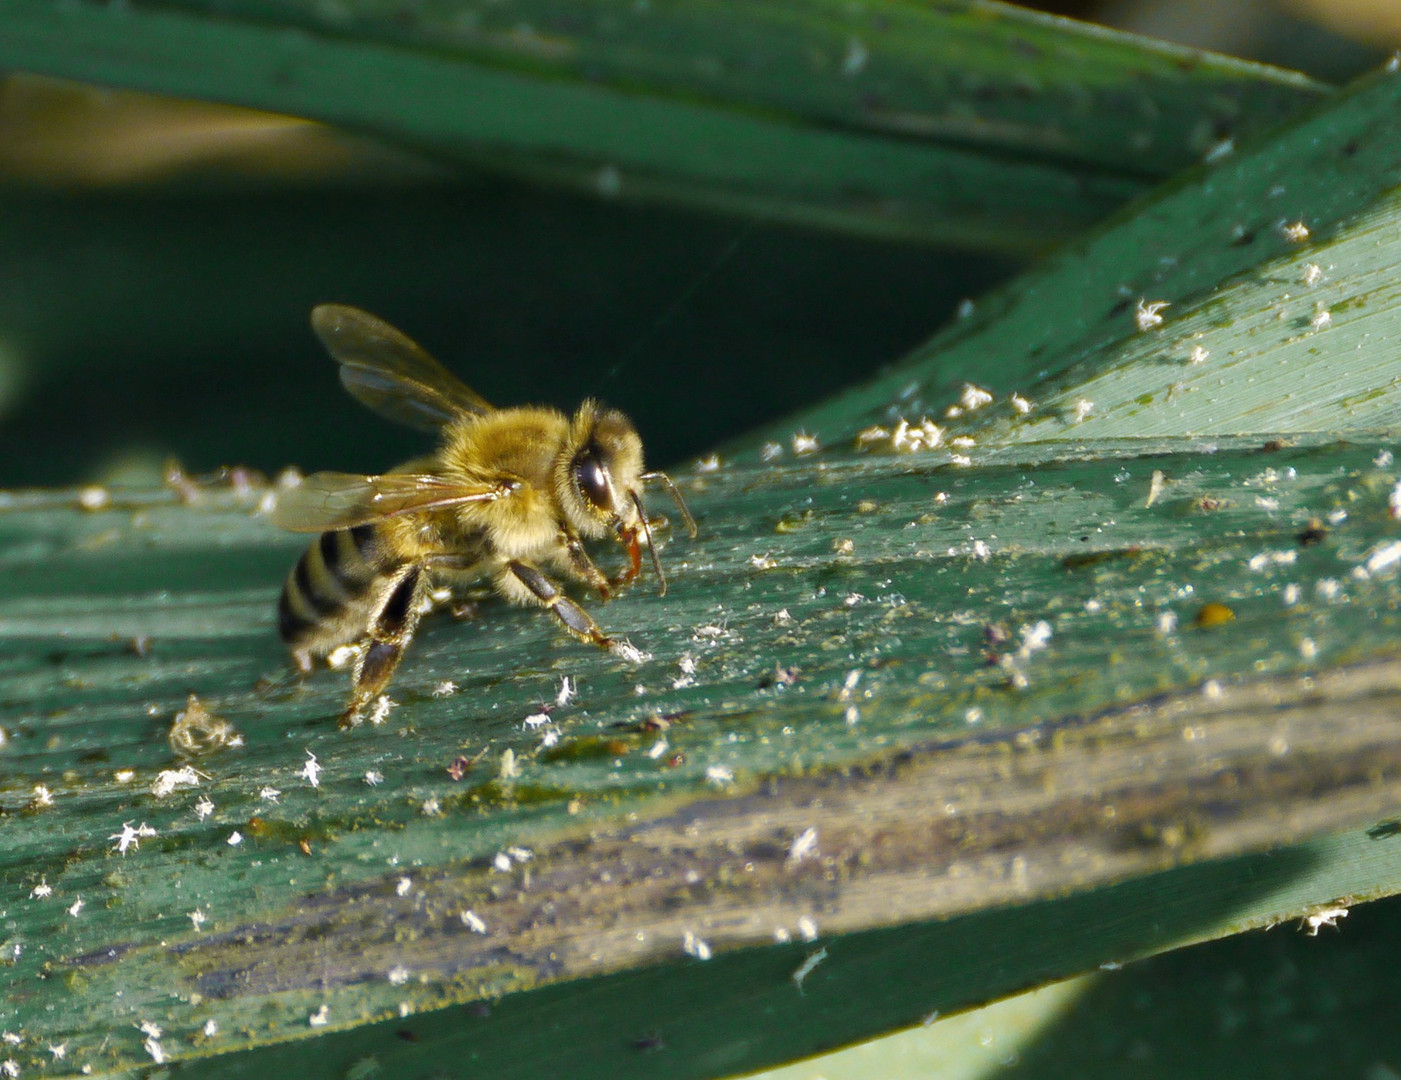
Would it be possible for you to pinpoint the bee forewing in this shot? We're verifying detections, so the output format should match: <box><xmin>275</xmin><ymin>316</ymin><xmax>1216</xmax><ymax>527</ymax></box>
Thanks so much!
<box><xmin>270</xmin><ymin>471</ymin><xmax>509</xmax><ymax>532</ymax></box>
<box><xmin>312</xmin><ymin>304</ymin><xmax>496</xmax><ymax>432</ymax></box>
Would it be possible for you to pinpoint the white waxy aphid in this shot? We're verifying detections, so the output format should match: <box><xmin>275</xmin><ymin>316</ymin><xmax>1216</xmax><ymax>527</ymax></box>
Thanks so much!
<box><xmin>29</xmin><ymin>785</ymin><xmax>53</xmax><ymax>808</ymax></box>
<box><xmin>189</xmin><ymin>908</ymin><xmax>207</xmax><ymax>930</ymax></box>
<box><xmin>555</xmin><ymin>676</ymin><xmax>576</xmax><ymax>707</ymax></box>
<box><xmin>706</xmin><ymin>765</ymin><xmax>734</xmax><ymax>786</ymax></box>
<box><xmin>431</xmin><ymin>681</ymin><xmax>457</xmax><ymax>698</ymax></box>
<box><xmin>387</xmin><ymin>965</ymin><xmax>410</xmax><ymax>986</ymax></box>
<box><xmin>797</xmin><ymin>916</ymin><xmax>819</xmax><ymax>941</ymax></box>
<box><xmin>1073</xmin><ymin>398</ymin><xmax>1095</xmax><ymax>423</ymax></box>
<box><xmin>299</xmin><ymin>751</ymin><xmax>322</xmax><ymax>788</ymax></box>
<box><xmin>1247</xmin><ymin>550</ymin><xmax>1298</xmax><ymax>571</ymax></box>
<box><xmin>1365</xmin><ymin>541</ymin><xmax>1401</xmax><ymax>575</ymax></box>
<box><xmin>29</xmin><ymin>878</ymin><xmax>51</xmax><ymax>900</ymax></box>
<box><xmin>1281</xmin><ymin>220</ymin><xmax>1310</xmax><ymax>242</ymax></box>
<box><xmin>66</xmin><ymin>897</ymin><xmax>83</xmax><ymax>918</ymax></box>
<box><xmin>364</xmin><ymin>771</ymin><xmax>384</xmax><ymax>786</ymax></box>
<box><xmin>152</xmin><ymin>766</ymin><xmax>202</xmax><ymax>798</ymax></box>
<box><xmin>647</xmin><ymin>738</ymin><xmax>669</xmax><ymax>760</ymax></box>
<box><xmin>788</xmin><ymin>827</ymin><xmax>819</xmax><ymax>864</ymax></box>
<box><xmin>498</xmin><ymin>749</ymin><xmax>520</xmax><ymax>781</ymax></box>
<box><xmin>366</xmin><ymin>695</ymin><xmax>395</xmax><ymax>726</ymax></box>
<box><xmin>308</xmin><ymin>1005</ymin><xmax>329</xmax><ymax>1027</ymax></box>
<box><xmin>194</xmin><ymin>796</ymin><xmax>215</xmax><ymax>819</ymax></box>
<box><xmin>521</xmin><ymin>712</ymin><xmax>551</xmax><ymax>731</ymax></box>
<box><xmin>395</xmin><ymin>877</ymin><xmax>412</xmax><ymax>897</ymax></box>
<box><xmin>1301</xmin><ymin>262</ymin><xmax>1323</xmax><ymax>286</ymax></box>
<box><xmin>790</xmin><ymin>431</ymin><xmax>820</xmax><ymax>456</ymax></box>
<box><xmin>694</xmin><ymin>453</ymin><xmax>721</xmax><ymax>473</ymax></box>
<box><xmin>792</xmin><ymin>947</ymin><xmax>828</xmax><ymax>993</ymax></box>
<box><xmin>1310</xmin><ymin>307</ymin><xmax>1331</xmax><ymax>331</ymax></box>
<box><xmin>259</xmin><ymin>787</ymin><xmax>280</xmax><ymax>803</ymax></box>
<box><xmin>461</xmin><ymin>909</ymin><xmax>487</xmax><ymax>934</ymax></box>
<box><xmin>1303</xmin><ymin>906</ymin><xmax>1347</xmax><ymax>935</ymax></box>
<box><xmin>110</xmin><ymin>821</ymin><xmax>157</xmax><ymax>856</ymax></box>
<box><xmin>1134</xmin><ymin>298</ymin><xmax>1169</xmax><ymax>331</ymax></box>
<box><xmin>1145</xmin><ymin>470</ymin><xmax>1167</xmax><ymax>508</ymax></box>
<box><xmin>611</xmin><ymin>640</ymin><xmax>649</xmax><ymax>664</ymax></box>
<box><xmin>959</xmin><ymin>384</ymin><xmax>993</xmax><ymax>411</ymax></box>
<box><xmin>682</xmin><ymin>931</ymin><xmax>712</xmax><ymax>961</ymax></box>
<box><xmin>1188</xmin><ymin>345</ymin><xmax>1209</xmax><ymax>365</ymax></box>
<box><xmin>1010</xmin><ymin>393</ymin><xmax>1032</xmax><ymax>415</ymax></box>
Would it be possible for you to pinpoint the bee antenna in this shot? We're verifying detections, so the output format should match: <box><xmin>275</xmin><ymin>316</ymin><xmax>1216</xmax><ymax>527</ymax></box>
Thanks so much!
<box><xmin>640</xmin><ymin>471</ymin><xmax>698</xmax><ymax>538</ymax></box>
<box><xmin>631</xmin><ymin>491</ymin><xmax>668</xmax><ymax>597</ymax></box>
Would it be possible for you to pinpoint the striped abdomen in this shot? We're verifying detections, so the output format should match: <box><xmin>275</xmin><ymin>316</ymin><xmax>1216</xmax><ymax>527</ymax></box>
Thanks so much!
<box><xmin>278</xmin><ymin>524</ymin><xmax>400</xmax><ymax>653</ymax></box>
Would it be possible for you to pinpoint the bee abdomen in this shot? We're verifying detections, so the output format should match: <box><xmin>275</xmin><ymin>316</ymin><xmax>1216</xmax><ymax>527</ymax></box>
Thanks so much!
<box><xmin>278</xmin><ymin>524</ymin><xmax>393</xmax><ymax>646</ymax></box>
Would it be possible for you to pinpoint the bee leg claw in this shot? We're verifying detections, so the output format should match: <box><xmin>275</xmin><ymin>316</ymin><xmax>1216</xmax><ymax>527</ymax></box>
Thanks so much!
<box><xmin>508</xmin><ymin>560</ymin><xmax>613</xmax><ymax>649</ymax></box>
<box><xmin>342</xmin><ymin>566</ymin><xmax>424</xmax><ymax>725</ymax></box>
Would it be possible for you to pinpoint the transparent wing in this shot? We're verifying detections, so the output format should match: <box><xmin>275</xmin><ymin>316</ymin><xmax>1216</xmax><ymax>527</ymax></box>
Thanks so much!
<box><xmin>311</xmin><ymin>304</ymin><xmax>495</xmax><ymax>432</ymax></box>
<box><xmin>270</xmin><ymin>471</ymin><xmax>514</xmax><ymax>532</ymax></box>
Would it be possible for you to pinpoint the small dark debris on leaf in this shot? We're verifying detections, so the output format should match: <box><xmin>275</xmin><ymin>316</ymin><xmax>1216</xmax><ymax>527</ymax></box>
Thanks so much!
<box><xmin>1061</xmin><ymin>546</ymin><xmax>1143</xmax><ymax>570</ymax></box>
<box><xmin>123</xmin><ymin>635</ymin><xmax>152</xmax><ymax>658</ymax></box>
<box><xmin>983</xmin><ymin>623</ymin><xmax>1011</xmax><ymax>647</ymax></box>
<box><xmin>1259</xmin><ymin>439</ymin><xmax>1290</xmax><ymax>452</ymax></box>
<box><xmin>631</xmin><ymin>710</ymin><xmax>691</xmax><ymax>733</ymax></box>
<box><xmin>631</xmin><ymin>1033</ymin><xmax>666</xmax><ymax>1053</ymax></box>
<box><xmin>1297</xmin><ymin>519</ymin><xmax>1328</xmax><ymax>546</ymax></box>
<box><xmin>168</xmin><ymin>694</ymin><xmax>240</xmax><ymax>758</ymax></box>
<box><xmin>666</xmin><ymin>753</ymin><xmax>686</xmax><ymax>768</ymax></box>
<box><xmin>396</xmin><ymin>1028</ymin><xmax>419</xmax><ymax>1042</ymax></box>
<box><xmin>298</xmin><ymin>838</ymin><xmax>313</xmax><ymax>856</ymax></box>
<box><xmin>758</xmin><ymin>663</ymin><xmax>801</xmax><ymax>689</ymax></box>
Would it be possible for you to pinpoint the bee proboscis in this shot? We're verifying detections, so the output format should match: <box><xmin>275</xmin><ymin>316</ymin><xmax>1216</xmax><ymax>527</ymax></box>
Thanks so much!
<box><xmin>272</xmin><ymin>304</ymin><xmax>696</xmax><ymax>726</ymax></box>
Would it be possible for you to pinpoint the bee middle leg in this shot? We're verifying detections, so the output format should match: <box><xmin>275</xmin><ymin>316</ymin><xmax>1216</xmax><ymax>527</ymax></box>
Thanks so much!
<box><xmin>507</xmin><ymin>560</ymin><xmax>613</xmax><ymax>648</ymax></box>
<box><xmin>343</xmin><ymin>565</ymin><xmax>425</xmax><ymax>727</ymax></box>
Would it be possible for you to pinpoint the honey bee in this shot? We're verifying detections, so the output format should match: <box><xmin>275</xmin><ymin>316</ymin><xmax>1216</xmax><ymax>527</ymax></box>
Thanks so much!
<box><xmin>272</xmin><ymin>304</ymin><xmax>696</xmax><ymax>726</ymax></box>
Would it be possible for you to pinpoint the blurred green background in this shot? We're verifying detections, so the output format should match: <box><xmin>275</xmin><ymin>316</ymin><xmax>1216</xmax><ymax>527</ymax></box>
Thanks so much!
<box><xmin>0</xmin><ymin>0</ymin><xmax>1392</xmax><ymax>488</ymax></box>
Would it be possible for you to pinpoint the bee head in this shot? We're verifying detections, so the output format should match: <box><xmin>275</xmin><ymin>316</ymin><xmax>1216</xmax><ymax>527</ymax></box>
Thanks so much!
<box><xmin>557</xmin><ymin>400</ymin><xmax>646</xmax><ymax>539</ymax></box>
<box><xmin>558</xmin><ymin>401</ymin><xmax>695</xmax><ymax>597</ymax></box>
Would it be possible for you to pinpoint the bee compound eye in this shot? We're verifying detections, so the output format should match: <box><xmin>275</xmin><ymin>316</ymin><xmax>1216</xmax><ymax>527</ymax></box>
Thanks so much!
<box><xmin>574</xmin><ymin>455</ymin><xmax>611</xmax><ymax>511</ymax></box>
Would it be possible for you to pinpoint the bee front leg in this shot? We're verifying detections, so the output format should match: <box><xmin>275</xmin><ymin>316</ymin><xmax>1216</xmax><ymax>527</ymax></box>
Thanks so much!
<box><xmin>343</xmin><ymin>566</ymin><xmax>425</xmax><ymax>728</ymax></box>
<box><xmin>561</xmin><ymin>529</ymin><xmax>613</xmax><ymax>600</ymax></box>
<box><xmin>506</xmin><ymin>560</ymin><xmax>613</xmax><ymax>649</ymax></box>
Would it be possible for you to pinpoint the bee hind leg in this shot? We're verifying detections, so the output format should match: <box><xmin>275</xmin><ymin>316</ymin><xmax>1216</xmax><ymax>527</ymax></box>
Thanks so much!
<box><xmin>507</xmin><ymin>560</ymin><xmax>613</xmax><ymax>649</ymax></box>
<box><xmin>342</xmin><ymin>566</ymin><xmax>425</xmax><ymax>728</ymax></box>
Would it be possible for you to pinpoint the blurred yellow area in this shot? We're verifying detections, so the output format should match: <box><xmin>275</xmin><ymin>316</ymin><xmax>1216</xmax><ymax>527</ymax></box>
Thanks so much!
<box><xmin>1281</xmin><ymin>0</ymin><xmax>1401</xmax><ymax>44</ymax></box>
<box><xmin>0</xmin><ymin>73</ymin><xmax>451</xmax><ymax>189</ymax></box>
